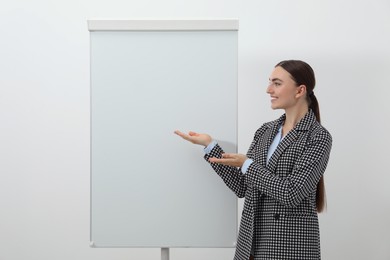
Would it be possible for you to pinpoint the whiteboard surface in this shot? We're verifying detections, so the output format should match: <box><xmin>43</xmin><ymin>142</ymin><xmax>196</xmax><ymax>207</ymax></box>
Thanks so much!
<box><xmin>90</xmin><ymin>29</ymin><xmax>238</xmax><ymax>247</ymax></box>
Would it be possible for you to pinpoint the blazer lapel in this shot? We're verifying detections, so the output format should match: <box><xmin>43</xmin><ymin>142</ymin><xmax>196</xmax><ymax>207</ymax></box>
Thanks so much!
<box><xmin>266</xmin><ymin>110</ymin><xmax>316</xmax><ymax>173</ymax></box>
<box><xmin>258</xmin><ymin>114</ymin><xmax>286</xmax><ymax>167</ymax></box>
<box><xmin>266</xmin><ymin>129</ymin><xmax>298</xmax><ymax>172</ymax></box>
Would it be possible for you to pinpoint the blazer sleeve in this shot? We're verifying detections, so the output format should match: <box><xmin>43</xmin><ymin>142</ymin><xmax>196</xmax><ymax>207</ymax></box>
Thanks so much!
<box><xmin>204</xmin><ymin>144</ymin><xmax>246</xmax><ymax>198</ymax></box>
<box><xmin>203</xmin><ymin>124</ymin><xmax>268</xmax><ymax>198</ymax></box>
<box><xmin>245</xmin><ymin>128</ymin><xmax>332</xmax><ymax>208</ymax></box>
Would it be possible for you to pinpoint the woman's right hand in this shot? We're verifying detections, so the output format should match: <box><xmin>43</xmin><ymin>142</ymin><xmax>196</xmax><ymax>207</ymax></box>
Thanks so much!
<box><xmin>174</xmin><ymin>130</ymin><xmax>212</xmax><ymax>147</ymax></box>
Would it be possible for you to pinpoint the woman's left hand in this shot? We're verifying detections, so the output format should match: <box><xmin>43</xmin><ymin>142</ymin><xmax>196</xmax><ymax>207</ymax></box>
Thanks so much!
<box><xmin>209</xmin><ymin>153</ymin><xmax>248</xmax><ymax>168</ymax></box>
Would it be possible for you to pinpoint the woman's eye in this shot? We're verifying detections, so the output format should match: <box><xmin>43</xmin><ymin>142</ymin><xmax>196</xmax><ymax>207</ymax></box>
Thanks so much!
<box><xmin>268</xmin><ymin>81</ymin><xmax>281</xmax><ymax>87</ymax></box>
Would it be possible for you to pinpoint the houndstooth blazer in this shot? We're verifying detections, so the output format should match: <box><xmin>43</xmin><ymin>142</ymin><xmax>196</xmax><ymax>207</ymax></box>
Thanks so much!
<box><xmin>204</xmin><ymin>110</ymin><xmax>332</xmax><ymax>260</ymax></box>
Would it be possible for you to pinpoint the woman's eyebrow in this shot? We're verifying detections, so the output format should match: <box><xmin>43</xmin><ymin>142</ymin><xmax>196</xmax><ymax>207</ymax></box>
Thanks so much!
<box><xmin>269</xmin><ymin>78</ymin><xmax>283</xmax><ymax>82</ymax></box>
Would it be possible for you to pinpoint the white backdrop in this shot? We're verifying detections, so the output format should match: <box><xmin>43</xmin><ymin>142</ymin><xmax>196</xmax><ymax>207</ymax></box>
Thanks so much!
<box><xmin>0</xmin><ymin>0</ymin><xmax>389</xmax><ymax>259</ymax></box>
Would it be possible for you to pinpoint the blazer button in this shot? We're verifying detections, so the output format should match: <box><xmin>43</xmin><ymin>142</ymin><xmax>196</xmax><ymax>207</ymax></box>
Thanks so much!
<box><xmin>274</xmin><ymin>213</ymin><xmax>280</xmax><ymax>220</ymax></box>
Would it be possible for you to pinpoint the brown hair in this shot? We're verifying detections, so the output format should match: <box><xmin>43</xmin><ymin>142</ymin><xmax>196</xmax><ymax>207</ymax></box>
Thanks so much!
<box><xmin>275</xmin><ymin>60</ymin><xmax>326</xmax><ymax>213</ymax></box>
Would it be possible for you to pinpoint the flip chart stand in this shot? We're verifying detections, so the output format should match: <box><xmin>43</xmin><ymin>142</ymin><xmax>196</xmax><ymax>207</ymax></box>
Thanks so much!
<box><xmin>161</xmin><ymin>248</ymin><xmax>169</xmax><ymax>260</ymax></box>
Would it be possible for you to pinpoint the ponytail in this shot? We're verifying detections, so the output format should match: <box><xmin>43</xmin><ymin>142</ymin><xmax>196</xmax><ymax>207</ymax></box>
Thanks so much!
<box><xmin>308</xmin><ymin>92</ymin><xmax>321</xmax><ymax>123</ymax></box>
<box><xmin>316</xmin><ymin>177</ymin><xmax>326</xmax><ymax>213</ymax></box>
<box><xmin>308</xmin><ymin>92</ymin><xmax>326</xmax><ymax>213</ymax></box>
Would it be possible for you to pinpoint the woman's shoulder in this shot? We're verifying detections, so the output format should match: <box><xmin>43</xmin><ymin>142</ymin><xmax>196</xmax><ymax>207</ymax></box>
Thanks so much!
<box><xmin>258</xmin><ymin>113</ymin><xmax>285</xmax><ymax>131</ymax></box>
<box><xmin>262</xmin><ymin>118</ymin><xmax>280</xmax><ymax>129</ymax></box>
<box><xmin>309</xmin><ymin>120</ymin><xmax>333</xmax><ymax>143</ymax></box>
<box><xmin>253</xmin><ymin>117</ymin><xmax>280</xmax><ymax>136</ymax></box>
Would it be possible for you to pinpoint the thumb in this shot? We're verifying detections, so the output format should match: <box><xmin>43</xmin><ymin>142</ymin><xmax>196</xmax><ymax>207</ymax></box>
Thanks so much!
<box><xmin>222</xmin><ymin>153</ymin><xmax>232</xmax><ymax>158</ymax></box>
<box><xmin>188</xmin><ymin>131</ymin><xmax>198</xmax><ymax>136</ymax></box>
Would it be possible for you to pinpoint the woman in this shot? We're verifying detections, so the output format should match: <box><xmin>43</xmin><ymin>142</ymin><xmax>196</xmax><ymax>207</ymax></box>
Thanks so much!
<box><xmin>175</xmin><ymin>60</ymin><xmax>332</xmax><ymax>260</ymax></box>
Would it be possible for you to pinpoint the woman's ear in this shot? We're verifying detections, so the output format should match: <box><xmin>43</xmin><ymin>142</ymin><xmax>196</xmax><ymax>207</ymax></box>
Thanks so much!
<box><xmin>296</xmin><ymin>85</ymin><xmax>307</xmax><ymax>98</ymax></box>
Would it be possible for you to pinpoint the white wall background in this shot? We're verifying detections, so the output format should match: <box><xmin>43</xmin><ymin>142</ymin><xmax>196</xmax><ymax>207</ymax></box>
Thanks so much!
<box><xmin>0</xmin><ymin>0</ymin><xmax>389</xmax><ymax>259</ymax></box>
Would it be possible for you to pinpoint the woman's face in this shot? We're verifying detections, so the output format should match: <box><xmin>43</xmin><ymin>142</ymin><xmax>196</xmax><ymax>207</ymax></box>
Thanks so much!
<box><xmin>266</xmin><ymin>66</ymin><xmax>302</xmax><ymax>110</ymax></box>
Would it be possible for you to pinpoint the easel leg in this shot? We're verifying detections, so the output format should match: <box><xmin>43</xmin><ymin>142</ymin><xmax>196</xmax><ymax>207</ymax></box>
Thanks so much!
<box><xmin>161</xmin><ymin>248</ymin><xmax>169</xmax><ymax>260</ymax></box>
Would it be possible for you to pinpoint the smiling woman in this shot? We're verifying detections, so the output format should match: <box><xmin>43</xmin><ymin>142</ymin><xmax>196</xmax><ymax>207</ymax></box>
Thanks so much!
<box><xmin>175</xmin><ymin>60</ymin><xmax>332</xmax><ymax>260</ymax></box>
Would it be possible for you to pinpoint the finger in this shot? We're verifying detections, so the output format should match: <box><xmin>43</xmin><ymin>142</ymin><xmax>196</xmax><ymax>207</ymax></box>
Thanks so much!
<box><xmin>174</xmin><ymin>130</ymin><xmax>193</xmax><ymax>142</ymax></box>
<box><xmin>174</xmin><ymin>130</ymin><xmax>187</xmax><ymax>138</ymax></box>
<box><xmin>222</xmin><ymin>153</ymin><xmax>234</xmax><ymax>159</ymax></box>
<box><xmin>209</xmin><ymin>157</ymin><xmax>233</xmax><ymax>164</ymax></box>
<box><xmin>209</xmin><ymin>155</ymin><xmax>243</xmax><ymax>167</ymax></box>
<box><xmin>188</xmin><ymin>131</ymin><xmax>198</xmax><ymax>136</ymax></box>
<box><xmin>209</xmin><ymin>157</ymin><xmax>224</xmax><ymax>164</ymax></box>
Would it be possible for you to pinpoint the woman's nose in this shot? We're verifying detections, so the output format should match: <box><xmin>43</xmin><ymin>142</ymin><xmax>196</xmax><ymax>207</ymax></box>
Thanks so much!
<box><xmin>266</xmin><ymin>84</ymin><xmax>273</xmax><ymax>94</ymax></box>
